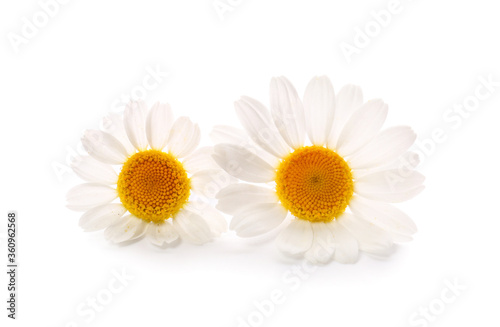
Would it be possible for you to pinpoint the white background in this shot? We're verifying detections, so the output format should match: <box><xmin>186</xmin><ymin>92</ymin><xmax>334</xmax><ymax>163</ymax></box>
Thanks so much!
<box><xmin>1</xmin><ymin>0</ymin><xmax>500</xmax><ymax>326</ymax></box>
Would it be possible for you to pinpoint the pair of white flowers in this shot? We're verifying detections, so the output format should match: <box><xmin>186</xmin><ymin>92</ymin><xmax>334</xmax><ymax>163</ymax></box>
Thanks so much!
<box><xmin>67</xmin><ymin>76</ymin><xmax>423</xmax><ymax>264</ymax></box>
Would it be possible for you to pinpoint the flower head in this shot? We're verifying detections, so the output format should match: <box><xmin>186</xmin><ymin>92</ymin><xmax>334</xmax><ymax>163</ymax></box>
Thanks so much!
<box><xmin>67</xmin><ymin>101</ymin><xmax>227</xmax><ymax>246</ymax></box>
<box><xmin>213</xmin><ymin>76</ymin><xmax>423</xmax><ymax>264</ymax></box>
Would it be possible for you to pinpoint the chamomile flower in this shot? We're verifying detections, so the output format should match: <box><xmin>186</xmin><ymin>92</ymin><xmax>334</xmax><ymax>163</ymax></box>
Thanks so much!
<box><xmin>67</xmin><ymin>101</ymin><xmax>227</xmax><ymax>246</ymax></box>
<box><xmin>212</xmin><ymin>76</ymin><xmax>423</xmax><ymax>264</ymax></box>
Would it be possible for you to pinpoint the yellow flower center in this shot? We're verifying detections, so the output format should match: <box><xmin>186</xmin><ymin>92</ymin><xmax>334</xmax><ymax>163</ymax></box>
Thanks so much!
<box><xmin>275</xmin><ymin>146</ymin><xmax>354</xmax><ymax>222</ymax></box>
<box><xmin>117</xmin><ymin>150</ymin><xmax>190</xmax><ymax>223</ymax></box>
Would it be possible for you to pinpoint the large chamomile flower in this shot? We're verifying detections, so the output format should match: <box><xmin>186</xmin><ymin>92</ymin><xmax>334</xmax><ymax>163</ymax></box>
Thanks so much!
<box><xmin>212</xmin><ymin>76</ymin><xmax>424</xmax><ymax>264</ymax></box>
<box><xmin>67</xmin><ymin>101</ymin><xmax>227</xmax><ymax>246</ymax></box>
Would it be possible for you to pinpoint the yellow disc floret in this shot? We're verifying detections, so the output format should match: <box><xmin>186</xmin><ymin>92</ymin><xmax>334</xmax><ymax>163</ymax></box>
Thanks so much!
<box><xmin>275</xmin><ymin>146</ymin><xmax>354</xmax><ymax>222</ymax></box>
<box><xmin>117</xmin><ymin>150</ymin><xmax>190</xmax><ymax>223</ymax></box>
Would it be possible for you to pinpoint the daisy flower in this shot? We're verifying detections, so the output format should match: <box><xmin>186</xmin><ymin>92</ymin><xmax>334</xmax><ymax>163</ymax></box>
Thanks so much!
<box><xmin>212</xmin><ymin>76</ymin><xmax>424</xmax><ymax>264</ymax></box>
<box><xmin>67</xmin><ymin>101</ymin><xmax>227</xmax><ymax>246</ymax></box>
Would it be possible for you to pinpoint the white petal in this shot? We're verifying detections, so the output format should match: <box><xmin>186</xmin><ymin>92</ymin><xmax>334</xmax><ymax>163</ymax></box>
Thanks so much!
<box><xmin>328</xmin><ymin>222</ymin><xmax>359</xmax><ymax>263</ymax></box>
<box><xmin>355</xmin><ymin>170</ymin><xmax>425</xmax><ymax>203</ymax></box>
<box><xmin>190</xmin><ymin>169</ymin><xmax>234</xmax><ymax>198</ymax></box>
<box><xmin>167</xmin><ymin>117</ymin><xmax>201</xmax><ymax>158</ymax></box>
<box><xmin>185</xmin><ymin>202</ymin><xmax>227</xmax><ymax>237</ymax></box>
<box><xmin>380</xmin><ymin>151</ymin><xmax>421</xmax><ymax>172</ymax></box>
<box><xmin>328</xmin><ymin>84</ymin><xmax>363</xmax><ymax>148</ymax></box>
<box><xmin>132</xmin><ymin>220</ymin><xmax>149</xmax><ymax>239</ymax></box>
<box><xmin>146</xmin><ymin>102</ymin><xmax>174</xmax><ymax>150</ymax></box>
<box><xmin>204</xmin><ymin>208</ymin><xmax>228</xmax><ymax>237</ymax></box>
<box><xmin>216</xmin><ymin>183</ymin><xmax>277</xmax><ymax>215</ymax></box>
<box><xmin>276</xmin><ymin>219</ymin><xmax>313</xmax><ymax>256</ymax></box>
<box><xmin>337</xmin><ymin>213</ymin><xmax>393</xmax><ymax>255</ymax></box>
<box><xmin>124</xmin><ymin>101</ymin><xmax>148</xmax><ymax>151</ymax></box>
<box><xmin>82</xmin><ymin>130</ymin><xmax>128</xmax><ymax>164</ymax></box>
<box><xmin>210</xmin><ymin>125</ymin><xmax>251</xmax><ymax>145</ymax></box>
<box><xmin>66</xmin><ymin>183</ymin><xmax>117</xmax><ymax>211</ymax></box>
<box><xmin>212</xmin><ymin>144</ymin><xmax>276</xmax><ymax>183</ymax></box>
<box><xmin>349</xmin><ymin>196</ymin><xmax>417</xmax><ymax>241</ymax></box>
<box><xmin>269</xmin><ymin>76</ymin><xmax>306</xmax><ymax>149</ymax></box>
<box><xmin>210</xmin><ymin>125</ymin><xmax>279</xmax><ymax>166</ymax></box>
<box><xmin>78</xmin><ymin>203</ymin><xmax>127</xmax><ymax>232</ymax></box>
<box><xmin>357</xmin><ymin>185</ymin><xmax>425</xmax><ymax>203</ymax></box>
<box><xmin>336</xmin><ymin>99</ymin><xmax>388</xmax><ymax>156</ymax></box>
<box><xmin>355</xmin><ymin>169</ymin><xmax>425</xmax><ymax>194</ymax></box>
<box><xmin>100</xmin><ymin>112</ymin><xmax>136</xmax><ymax>155</ymax></box>
<box><xmin>230</xmin><ymin>203</ymin><xmax>287</xmax><ymax>237</ymax></box>
<box><xmin>146</xmin><ymin>221</ymin><xmax>179</xmax><ymax>246</ymax></box>
<box><xmin>182</xmin><ymin>146</ymin><xmax>220</xmax><ymax>173</ymax></box>
<box><xmin>352</xmin><ymin>151</ymin><xmax>420</xmax><ymax>179</ymax></box>
<box><xmin>303</xmin><ymin>76</ymin><xmax>335</xmax><ymax>145</ymax></box>
<box><xmin>349</xmin><ymin>126</ymin><xmax>417</xmax><ymax>170</ymax></box>
<box><xmin>353</xmin><ymin>151</ymin><xmax>421</xmax><ymax>179</ymax></box>
<box><xmin>304</xmin><ymin>222</ymin><xmax>336</xmax><ymax>264</ymax></box>
<box><xmin>104</xmin><ymin>215</ymin><xmax>144</xmax><ymax>243</ymax></box>
<box><xmin>172</xmin><ymin>209</ymin><xmax>213</xmax><ymax>245</ymax></box>
<box><xmin>235</xmin><ymin>96</ymin><xmax>290</xmax><ymax>158</ymax></box>
<box><xmin>70</xmin><ymin>155</ymin><xmax>118</xmax><ymax>184</ymax></box>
